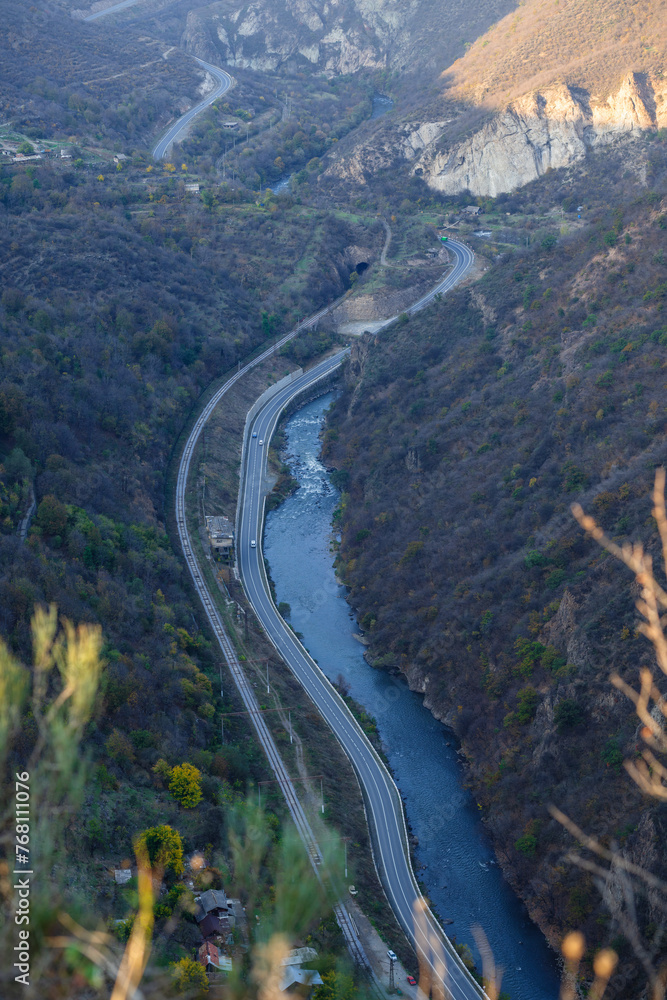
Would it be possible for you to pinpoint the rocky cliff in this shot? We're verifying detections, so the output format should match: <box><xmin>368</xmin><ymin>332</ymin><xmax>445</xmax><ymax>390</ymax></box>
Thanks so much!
<box><xmin>324</xmin><ymin>73</ymin><xmax>666</xmax><ymax>196</ymax></box>
<box><xmin>179</xmin><ymin>0</ymin><xmax>517</xmax><ymax>77</ymax></box>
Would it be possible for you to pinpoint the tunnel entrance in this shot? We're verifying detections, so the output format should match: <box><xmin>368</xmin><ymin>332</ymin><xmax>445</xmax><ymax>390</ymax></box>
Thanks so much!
<box><xmin>355</xmin><ymin>261</ymin><xmax>369</xmax><ymax>274</ymax></box>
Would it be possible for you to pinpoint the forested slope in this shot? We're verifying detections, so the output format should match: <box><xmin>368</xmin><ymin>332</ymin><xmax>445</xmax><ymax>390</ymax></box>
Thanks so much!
<box><xmin>0</xmin><ymin>0</ymin><xmax>203</xmax><ymax>146</ymax></box>
<box><xmin>323</xmin><ymin>144</ymin><xmax>667</xmax><ymax>986</ymax></box>
<box><xmin>0</xmin><ymin>149</ymin><xmax>364</xmax><ymax>937</ymax></box>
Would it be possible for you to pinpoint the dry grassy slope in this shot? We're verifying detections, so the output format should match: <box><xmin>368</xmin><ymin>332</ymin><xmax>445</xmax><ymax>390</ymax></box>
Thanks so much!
<box><xmin>446</xmin><ymin>0</ymin><xmax>667</xmax><ymax>106</ymax></box>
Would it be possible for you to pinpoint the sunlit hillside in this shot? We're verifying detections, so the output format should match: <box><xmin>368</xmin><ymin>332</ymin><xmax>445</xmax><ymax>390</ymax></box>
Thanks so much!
<box><xmin>445</xmin><ymin>0</ymin><xmax>667</xmax><ymax>105</ymax></box>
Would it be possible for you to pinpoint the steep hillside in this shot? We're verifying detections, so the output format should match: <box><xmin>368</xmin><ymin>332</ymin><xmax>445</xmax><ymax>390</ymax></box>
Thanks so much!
<box><xmin>446</xmin><ymin>0</ymin><xmax>667</xmax><ymax>106</ymax></box>
<box><xmin>324</xmin><ymin>0</ymin><xmax>667</xmax><ymax>197</ymax></box>
<box><xmin>323</xmin><ymin>147</ymin><xmax>667</xmax><ymax>989</ymax></box>
<box><xmin>0</xmin><ymin>0</ymin><xmax>205</xmax><ymax>147</ymax></box>
<box><xmin>177</xmin><ymin>0</ymin><xmax>517</xmax><ymax>77</ymax></box>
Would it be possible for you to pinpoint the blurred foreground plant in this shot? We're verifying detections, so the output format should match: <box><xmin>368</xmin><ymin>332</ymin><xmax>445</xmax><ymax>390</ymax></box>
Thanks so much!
<box><xmin>545</xmin><ymin>469</ymin><xmax>667</xmax><ymax>998</ymax></box>
<box><xmin>0</xmin><ymin>605</ymin><xmax>106</xmax><ymax>995</ymax></box>
<box><xmin>0</xmin><ymin>613</ymin><xmax>353</xmax><ymax>1000</ymax></box>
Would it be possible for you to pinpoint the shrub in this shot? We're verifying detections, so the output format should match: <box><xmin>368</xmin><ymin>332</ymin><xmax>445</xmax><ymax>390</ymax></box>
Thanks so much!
<box><xmin>515</xmin><ymin>832</ymin><xmax>537</xmax><ymax>856</ymax></box>
<box><xmin>169</xmin><ymin>762</ymin><xmax>203</xmax><ymax>808</ymax></box>
<box><xmin>136</xmin><ymin>825</ymin><xmax>184</xmax><ymax>875</ymax></box>
<box><xmin>601</xmin><ymin>738</ymin><xmax>624</xmax><ymax>771</ymax></box>
<box><xmin>171</xmin><ymin>957</ymin><xmax>209</xmax><ymax>994</ymax></box>
<box><xmin>555</xmin><ymin>698</ymin><xmax>584</xmax><ymax>732</ymax></box>
<box><xmin>105</xmin><ymin>729</ymin><xmax>135</xmax><ymax>764</ymax></box>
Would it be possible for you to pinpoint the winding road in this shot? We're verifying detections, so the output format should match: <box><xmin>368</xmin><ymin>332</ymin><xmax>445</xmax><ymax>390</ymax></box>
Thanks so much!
<box><xmin>152</xmin><ymin>58</ymin><xmax>233</xmax><ymax>161</ymax></box>
<box><xmin>174</xmin><ymin>241</ymin><xmax>477</xmax><ymax>993</ymax></box>
<box><xmin>83</xmin><ymin>0</ymin><xmax>142</xmax><ymax>22</ymax></box>
<box><xmin>236</xmin><ymin>240</ymin><xmax>484</xmax><ymax>1000</ymax></box>
<box><xmin>83</xmin><ymin>3</ymin><xmax>233</xmax><ymax>161</ymax></box>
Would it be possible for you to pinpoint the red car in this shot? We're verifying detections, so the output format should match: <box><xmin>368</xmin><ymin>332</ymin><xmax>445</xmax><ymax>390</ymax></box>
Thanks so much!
<box><xmin>407</xmin><ymin>977</ymin><xmax>417</xmax><ymax>986</ymax></box>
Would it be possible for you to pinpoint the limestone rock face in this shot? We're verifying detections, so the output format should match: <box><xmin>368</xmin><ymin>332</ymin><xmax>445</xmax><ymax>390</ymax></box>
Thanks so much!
<box><xmin>181</xmin><ymin>0</ymin><xmax>400</xmax><ymax>74</ymax></box>
<box><xmin>420</xmin><ymin>75</ymin><xmax>664</xmax><ymax>197</ymax></box>
<box><xmin>326</xmin><ymin>74</ymin><xmax>667</xmax><ymax>196</ymax></box>
<box><xmin>179</xmin><ymin>0</ymin><xmax>516</xmax><ymax>77</ymax></box>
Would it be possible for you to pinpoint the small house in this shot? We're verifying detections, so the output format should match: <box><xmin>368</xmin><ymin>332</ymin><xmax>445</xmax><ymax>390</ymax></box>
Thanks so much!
<box><xmin>195</xmin><ymin>888</ymin><xmax>235</xmax><ymax>925</ymax></box>
<box><xmin>463</xmin><ymin>205</ymin><xmax>481</xmax><ymax>216</ymax></box>
<box><xmin>205</xmin><ymin>516</ymin><xmax>234</xmax><ymax>558</ymax></box>
<box><xmin>280</xmin><ymin>968</ymin><xmax>323</xmax><ymax>996</ymax></box>
<box><xmin>282</xmin><ymin>948</ymin><xmax>318</xmax><ymax>967</ymax></box>
<box><xmin>198</xmin><ymin>941</ymin><xmax>232</xmax><ymax>974</ymax></box>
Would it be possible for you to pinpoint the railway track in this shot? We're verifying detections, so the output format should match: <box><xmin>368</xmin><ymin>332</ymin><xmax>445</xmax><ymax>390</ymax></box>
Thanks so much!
<box><xmin>174</xmin><ymin>241</ymin><xmax>475</xmax><ymax>995</ymax></box>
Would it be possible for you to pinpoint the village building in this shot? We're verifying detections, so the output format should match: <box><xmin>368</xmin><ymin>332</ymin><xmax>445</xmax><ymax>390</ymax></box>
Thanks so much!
<box><xmin>198</xmin><ymin>940</ymin><xmax>232</xmax><ymax>974</ymax></box>
<box><xmin>205</xmin><ymin>515</ymin><xmax>234</xmax><ymax>559</ymax></box>
<box><xmin>278</xmin><ymin>947</ymin><xmax>323</xmax><ymax>995</ymax></box>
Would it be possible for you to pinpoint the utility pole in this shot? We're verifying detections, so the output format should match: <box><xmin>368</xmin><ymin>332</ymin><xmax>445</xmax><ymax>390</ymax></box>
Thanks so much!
<box><xmin>320</xmin><ymin>777</ymin><xmax>324</xmax><ymax>814</ymax></box>
<box><xmin>388</xmin><ymin>957</ymin><xmax>395</xmax><ymax>993</ymax></box>
<box><xmin>288</xmin><ymin>710</ymin><xmax>292</xmax><ymax>744</ymax></box>
<box><xmin>266</xmin><ymin>660</ymin><xmax>270</xmax><ymax>695</ymax></box>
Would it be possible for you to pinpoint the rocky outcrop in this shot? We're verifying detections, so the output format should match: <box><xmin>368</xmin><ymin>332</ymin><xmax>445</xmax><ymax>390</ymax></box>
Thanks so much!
<box><xmin>419</xmin><ymin>75</ymin><xmax>664</xmax><ymax>197</ymax></box>
<box><xmin>181</xmin><ymin>0</ymin><xmax>392</xmax><ymax>75</ymax></box>
<box><xmin>179</xmin><ymin>0</ymin><xmax>516</xmax><ymax>77</ymax></box>
<box><xmin>326</xmin><ymin>74</ymin><xmax>666</xmax><ymax>196</ymax></box>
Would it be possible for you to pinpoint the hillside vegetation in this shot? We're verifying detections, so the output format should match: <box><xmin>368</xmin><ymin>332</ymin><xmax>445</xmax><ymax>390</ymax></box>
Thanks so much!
<box><xmin>0</xmin><ymin>130</ymin><xmax>375</xmax><ymax>980</ymax></box>
<box><xmin>445</xmin><ymin>0</ymin><xmax>667</xmax><ymax>105</ymax></box>
<box><xmin>323</xmin><ymin>143</ymin><xmax>667</xmax><ymax>987</ymax></box>
<box><xmin>0</xmin><ymin>0</ymin><xmax>203</xmax><ymax>147</ymax></box>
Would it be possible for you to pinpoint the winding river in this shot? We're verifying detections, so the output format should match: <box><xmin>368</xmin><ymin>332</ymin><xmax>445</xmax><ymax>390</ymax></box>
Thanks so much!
<box><xmin>263</xmin><ymin>393</ymin><xmax>560</xmax><ymax>1000</ymax></box>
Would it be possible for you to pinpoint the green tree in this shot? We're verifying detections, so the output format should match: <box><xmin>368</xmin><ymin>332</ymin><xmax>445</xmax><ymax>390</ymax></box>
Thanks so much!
<box><xmin>555</xmin><ymin>698</ymin><xmax>584</xmax><ymax>732</ymax></box>
<box><xmin>136</xmin><ymin>825</ymin><xmax>184</xmax><ymax>876</ymax></box>
<box><xmin>314</xmin><ymin>971</ymin><xmax>356</xmax><ymax>1000</ymax></box>
<box><xmin>35</xmin><ymin>495</ymin><xmax>68</xmax><ymax>537</ymax></box>
<box><xmin>18</xmin><ymin>141</ymin><xmax>35</xmax><ymax>155</ymax></box>
<box><xmin>152</xmin><ymin>757</ymin><xmax>172</xmax><ymax>785</ymax></box>
<box><xmin>169</xmin><ymin>762</ymin><xmax>203</xmax><ymax>808</ymax></box>
<box><xmin>105</xmin><ymin>728</ymin><xmax>135</xmax><ymax>764</ymax></box>
<box><xmin>172</xmin><ymin>957</ymin><xmax>209</xmax><ymax>994</ymax></box>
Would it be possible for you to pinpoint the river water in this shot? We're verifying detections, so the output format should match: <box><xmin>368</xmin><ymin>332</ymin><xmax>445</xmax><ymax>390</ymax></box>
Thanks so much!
<box><xmin>371</xmin><ymin>93</ymin><xmax>394</xmax><ymax>119</ymax></box>
<box><xmin>263</xmin><ymin>393</ymin><xmax>560</xmax><ymax>1000</ymax></box>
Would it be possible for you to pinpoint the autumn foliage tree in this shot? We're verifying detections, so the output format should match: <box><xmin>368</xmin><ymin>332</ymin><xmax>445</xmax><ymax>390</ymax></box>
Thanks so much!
<box><xmin>168</xmin><ymin>762</ymin><xmax>203</xmax><ymax>809</ymax></box>
<box><xmin>135</xmin><ymin>825</ymin><xmax>184</xmax><ymax>876</ymax></box>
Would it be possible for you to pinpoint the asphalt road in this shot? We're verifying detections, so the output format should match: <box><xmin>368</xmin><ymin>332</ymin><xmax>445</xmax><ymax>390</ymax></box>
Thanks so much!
<box><xmin>384</xmin><ymin>237</ymin><xmax>475</xmax><ymax>323</ymax></box>
<box><xmin>84</xmin><ymin>0</ymin><xmax>142</xmax><ymax>21</ymax></box>
<box><xmin>153</xmin><ymin>58</ymin><xmax>233</xmax><ymax>161</ymax></box>
<box><xmin>82</xmin><ymin>3</ymin><xmax>232</xmax><ymax>161</ymax></box>
<box><xmin>237</xmin><ymin>240</ymin><xmax>485</xmax><ymax>1000</ymax></box>
<box><xmin>174</xmin><ymin>239</ymin><xmax>476</xmax><ymax>992</ymax></box>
